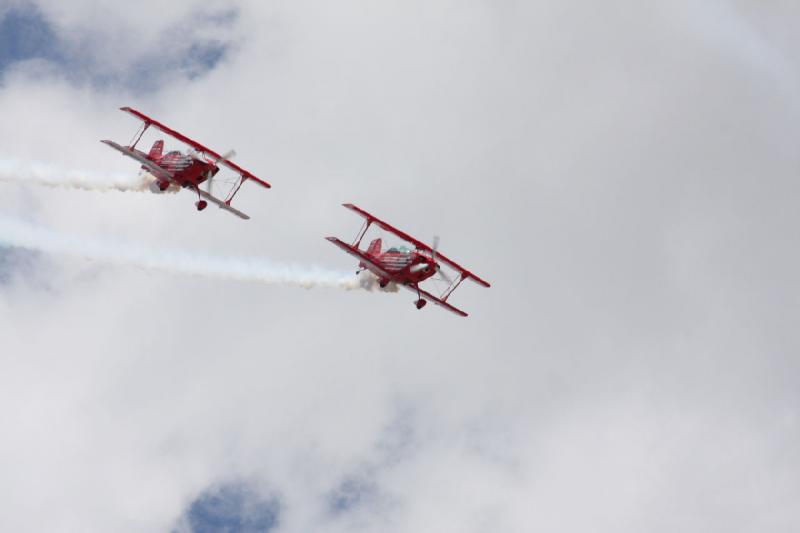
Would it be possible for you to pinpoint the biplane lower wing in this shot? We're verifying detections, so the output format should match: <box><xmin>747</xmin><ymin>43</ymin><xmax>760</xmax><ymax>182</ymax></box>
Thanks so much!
<box><xmin>404</xmin><ymin>285</ymin><xmax>469</xmax><ymax>317</ymax></box>
<box><xmin>101</xmin><ymin>139</ymin><xmax>173</xmax><ymax>180</ymax></box>
<box><xmin>197</xmin><ymin>189</ymin><xmax>250</xmax><ymax>220</ymax></box>
<box><xmin>341</xmin><ymin>203</ymin><xmax>491</xmax><ymax>288</ymax></box>
<box><xmin>325</xmin><ymin>237</ymin><xmax>393</xmax><ymax>279</ymax></box>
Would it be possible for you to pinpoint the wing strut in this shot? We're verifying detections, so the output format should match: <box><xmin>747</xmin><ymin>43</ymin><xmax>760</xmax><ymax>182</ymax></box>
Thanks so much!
<box><xmin>224</xmin><ymin>176</ymin><xmax>246</xmax><ymax>205</ymax></box>
<box><xmin>440</xmin><ymin>272</ymin><xmax>467</xmax><ymax>302</ymax></box>
<box><xmin>129</xmin><ymin>122</ymin><xmax>149</xmax><ymax>150</ymax></box>
<box><xmin>353</xmin><ymin>219</ymin><xmax>371</xmax><ymax>248</ymax></box>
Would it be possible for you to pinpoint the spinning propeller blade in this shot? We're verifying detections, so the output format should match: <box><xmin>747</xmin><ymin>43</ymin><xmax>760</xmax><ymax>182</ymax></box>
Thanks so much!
<box><xmin>218</xmin><ymin>149</ymin><xmax>236</xmax><ymax>162</ymax></box>
<box><xmin>203</xmin><ymin>149</ymin><xmax>237</xmax><ymax>195</ymax></box>
<box><xmin>431</xmin><ymin>235</ymin><xmax>453</xmax><ymax>283</ymax></box>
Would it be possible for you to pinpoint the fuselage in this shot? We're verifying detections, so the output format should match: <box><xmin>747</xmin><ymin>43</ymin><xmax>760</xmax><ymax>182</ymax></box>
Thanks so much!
<box><xmin>157</xmin><ymin>151</ymin><xmax>220</xmax><ymax>187</ymax></box>
<box><xmin>369</xmin><ymin>248</ymin><xmax>439</xmax><ymax>286</ymax></box>
<box><xmin>139</xmin><ymin>148</ymin><xmax>220</xmax><ymax>189</ymax></box>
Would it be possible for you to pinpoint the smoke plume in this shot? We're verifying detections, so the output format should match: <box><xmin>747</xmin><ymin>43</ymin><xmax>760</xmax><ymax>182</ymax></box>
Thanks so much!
<box><xmin>0</xmin><ymin>157</ymin><xmax>152</xmax><ymax>192</ymax></box>
<box><xmin>0</xmin><ymin>216</ymin><xmax>361</xmax><ymax>290</ymax></box>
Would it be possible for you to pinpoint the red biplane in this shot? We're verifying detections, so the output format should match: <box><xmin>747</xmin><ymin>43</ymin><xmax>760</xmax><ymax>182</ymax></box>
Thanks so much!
<box><xmin>102</xmin><ymin>107</ymin><xmax>270</xmax><ymax>220</ymax></box>
<box><xmin>326</xmin><ymin>204</ymin><xmax>490</xmax><ymax>317</ymax></box>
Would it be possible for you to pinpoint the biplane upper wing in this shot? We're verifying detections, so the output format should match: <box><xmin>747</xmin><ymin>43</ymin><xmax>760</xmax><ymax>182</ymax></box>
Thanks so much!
<box><xmin>100</xmin><ymin>139</ymin><xmax>174</xmax><ymax>180</ymax></box>
<box><xmin>341</xmin><ymin>203</ymin><xmax>490</xmax><ymax>288</ymax></box>
<box><xmin>119</xmin><ymin>107</ymin><xmax>271</xmax><ymax>189</ymax></box>
<box><xmin>325</xmin><ymin>236</ymin><xmax>393</xmax><ymax>279</ymax></box>
<box><xmin>402</xmin><ymin>284</ymin><xmax>469</xmax><ymax>317</ymax></box>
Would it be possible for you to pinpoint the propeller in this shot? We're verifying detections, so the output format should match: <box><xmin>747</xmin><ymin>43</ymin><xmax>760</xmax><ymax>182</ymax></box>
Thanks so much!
<box><xmin>409</xmin><ymin>235</ymin><xmax>454</xmax><ymax>283</ymax></box>
<box><xmin>218</xmin><ymin>149</ymin><xmax>237</xmax><ymax>162</ymax></box>
<box><xmin>431</xmin><ymin>235</ymin><xmax>453</xmax><ymax>284</ymax></box>
<box><xmin>200</xmin><ymin>149</ymin><xmax>237</xmax><ymax>196</ymax></box>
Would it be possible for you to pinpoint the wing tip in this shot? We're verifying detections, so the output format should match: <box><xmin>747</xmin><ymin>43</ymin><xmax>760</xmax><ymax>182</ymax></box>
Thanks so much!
<box><xmin>436</xmin><ymin>300</ymin><xmax>469</xmax><ymax>317</ymax></box>
<box><xmin>326</xmin><ymin>236</ymin><xmax>347</xmax><ymax>247</ymax></box>
<box><xmin>464</xmin><ymin>272</ymin><xmax>490</xmax><ymax>288</ymax></box>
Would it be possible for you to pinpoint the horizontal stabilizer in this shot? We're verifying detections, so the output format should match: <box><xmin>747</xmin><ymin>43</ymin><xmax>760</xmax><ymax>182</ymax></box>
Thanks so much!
<box><xmin>101</xmin><ymin>139</ymin><xmax>173</xmax><ymax>180</ymax></box>
<box><xmin>326</xmin><ymin>237</ymin><xmax>392</xmax><ymax>279</ymax></box>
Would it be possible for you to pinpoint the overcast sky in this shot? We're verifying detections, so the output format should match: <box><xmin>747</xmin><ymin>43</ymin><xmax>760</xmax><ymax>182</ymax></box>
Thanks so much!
<box><xmin>1</xmin><ymin>1</ymin><xmax>800</xmax><ymax>531</ymax></box>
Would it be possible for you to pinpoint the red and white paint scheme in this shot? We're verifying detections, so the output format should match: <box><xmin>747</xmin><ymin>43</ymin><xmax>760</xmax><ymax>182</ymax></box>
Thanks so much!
<box><xmin>102</xmin><ymin>107</ymin><xmax>270</xmax><ymax>219</ymax></box>
<box><xmin>327</xmin><ymin>204</ymin><xmax>490</xmax><ymax>317</ymax></box>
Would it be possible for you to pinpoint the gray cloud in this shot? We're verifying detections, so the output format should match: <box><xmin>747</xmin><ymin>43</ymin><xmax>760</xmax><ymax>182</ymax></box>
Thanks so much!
<box><xmin>0</xmin><ymin>1</ymin><xmax>237</xmax><ymax>91</ymax></box>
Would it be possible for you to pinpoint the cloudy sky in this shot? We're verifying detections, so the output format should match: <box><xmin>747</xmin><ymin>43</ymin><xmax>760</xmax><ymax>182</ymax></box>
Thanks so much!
<box><xmin>1</xmin><ymin>1</ymin><xmax>799</xmax><ymax>531</ymax></box>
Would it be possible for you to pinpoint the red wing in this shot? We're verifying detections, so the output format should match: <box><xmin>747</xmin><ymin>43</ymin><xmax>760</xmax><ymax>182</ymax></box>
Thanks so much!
<box><xmin>402</xmin><ymin>285</ymin><xmax>468</xmax><ymax>317</ymax></box>
<box><xmin>343</xmin><ymin>203</ymin><xmax>432</xmax><ymax>251</ymax></box>
<box><xmin>325</xmin><ymin>237</ymin><xmax>393</xmax><ymax>279</ymax></box>
<box><xmin>341</xmin><ymin>203</ymin><xmax>490</xmax><ymax>288</ymax></box>
<box><xmin>120</xmin><ymin>107</ymin><xmax>271</xmax><ymax>189</ymax></box>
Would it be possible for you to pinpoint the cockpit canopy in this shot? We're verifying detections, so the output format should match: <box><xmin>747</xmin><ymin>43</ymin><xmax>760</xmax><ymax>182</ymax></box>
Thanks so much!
<box><xmin>386</xmin><ymin>245</ymin><xmax>413</xmax><ymax>254</ymax></box>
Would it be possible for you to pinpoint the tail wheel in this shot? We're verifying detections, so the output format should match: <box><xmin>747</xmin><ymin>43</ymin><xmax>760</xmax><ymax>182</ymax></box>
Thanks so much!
<box><xmin>195</xmin><ymin>200</ymin><xmax>208</xmax><ymax>211</ymax></box>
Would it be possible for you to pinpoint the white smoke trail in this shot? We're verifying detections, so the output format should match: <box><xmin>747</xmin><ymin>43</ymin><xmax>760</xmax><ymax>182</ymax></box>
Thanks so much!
<box><xmin>0</xmin><ymin>157</ymin><xmax>151</xmax><ymax>192</ymax></box>
<box><xmin>0</xmin><ymin>216</ymin><xmax>361</xmax><ymax>290</ymax></box>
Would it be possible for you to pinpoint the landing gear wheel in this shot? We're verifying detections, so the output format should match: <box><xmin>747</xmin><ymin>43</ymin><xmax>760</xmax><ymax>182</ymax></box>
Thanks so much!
<box><xmin>158</xmin><ymin>181</ymin><xmax>169</xmax><ymax>191</ymax></box>
<box><xmin>195</xmin><ymin>200</ymin><xmax>208</xmax><ymax>211</ymax></box>
<box><xmin>379</xmin><ymin>279</ymin><xmax>389</xmax><ymax>289</ymax></box>
<box><xmin>415</xmin><ymin>299</ymin><xmax>427</xmax><ymax>310</ymax></box>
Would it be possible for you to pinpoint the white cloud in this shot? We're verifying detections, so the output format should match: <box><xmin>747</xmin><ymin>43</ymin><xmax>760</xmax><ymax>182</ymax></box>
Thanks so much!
<box><xmin>1</xmin><ymin>1</ymin><xmax>800</xmax><ymax>531</ymax></box>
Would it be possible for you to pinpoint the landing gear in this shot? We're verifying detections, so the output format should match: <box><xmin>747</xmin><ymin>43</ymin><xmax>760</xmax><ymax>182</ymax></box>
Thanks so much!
<box><xmin>158</xmin><ymin>181</ymin><xmax>169</xmax><ymax>191</ymax></box>
<box><xmin>379</xmin><ymin>279</ymin><xmax>389</xmax><ymax>289</ymax></box>
<box><xmin>193</xmin><ymin>185</ymin><xmax>207</xmax><ymax>211</ymax></box>
<box><xmin>414</xmin><ymin>285</ymin><xmax>427</xmax><ymax>309</ymax></box>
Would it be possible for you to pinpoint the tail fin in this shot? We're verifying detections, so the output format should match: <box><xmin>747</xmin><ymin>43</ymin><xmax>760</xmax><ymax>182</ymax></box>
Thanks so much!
<box><xmin>366</xmin><ymin>238</ymin><xmax>382</xmax><ymax>257</ymax></box>
<box><xmin>148</xmin><ymin>139</ymin><xmax>164</xmax><ymax>159</ymax></box>
<box><xmin>359</xmin><ymin>238</ymin><xmax>382</xmax><ymax>269</ymax></box>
